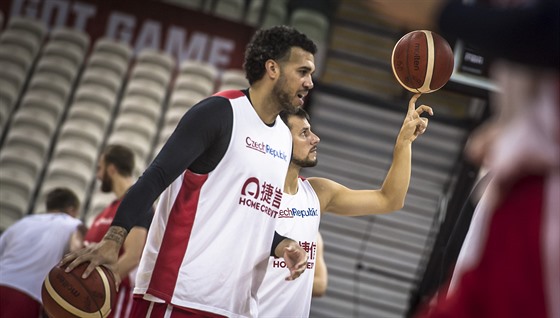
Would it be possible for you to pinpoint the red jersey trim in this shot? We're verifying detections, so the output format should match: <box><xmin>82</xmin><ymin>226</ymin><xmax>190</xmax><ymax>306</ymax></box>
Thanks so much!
<box><xmin>213</xmin><ymin>90</ymin><xmax>244</xmax><ymax>99</ymax></box>
<box><xmin>147</xmin><ymin>170</ymin><xmax>208</xmax><ymax>301</ymax></box>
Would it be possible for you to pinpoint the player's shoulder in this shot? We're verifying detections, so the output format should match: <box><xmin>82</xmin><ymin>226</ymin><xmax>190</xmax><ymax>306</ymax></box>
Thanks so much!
<box><xmin>306</xmin><ymin>177</ymin><xmax>329</xmax><ymax>190</ymax></box>
<box><xmin>307</xmin><ymin>177</ymin><xmax>342</xmax><ymax>193</ymax></box>
<box><xmin>213</xmin><ymin>89</ymin><xmax>246</xmax><ymax>100</ymax></box>
<box><xmin>189</xmin><ymin>94</ymin><xmax>235</xmax><ymax>116</ymax></box>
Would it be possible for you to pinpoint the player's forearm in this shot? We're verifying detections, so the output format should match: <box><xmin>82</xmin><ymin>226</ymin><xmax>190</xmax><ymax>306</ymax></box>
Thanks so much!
<box><xmin>116</xmin><ymin>227</ymin><xmax>147</xmax><ymax>278</ymax></box>
<box><xmin>102</xmin><ymin>226</ymin><xmax>128</xmax><ymax>250</ymax></box>
<box><xmin>380</xmin><ymin>140</ymin><xmax>412</xmax><ymax>210</ymax></box>
<box><xmin>312</xmin><ymin>259</ymin><xmax>328</xmax><ymax>297</ymax></box>
<box><xmin>116</xmin><ymin>253</ymin><xmax>140</xmax><ymax>279</ymax></box>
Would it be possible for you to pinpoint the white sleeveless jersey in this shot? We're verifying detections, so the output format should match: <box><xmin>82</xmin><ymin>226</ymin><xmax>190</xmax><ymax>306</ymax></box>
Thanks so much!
<box><xmin>133</xmin><ymin>91</ymin><xmax>292</xmax><ymax>318</ymax></box>
<box><xmin>0</xmin><ymin>213</ymin><xmax>82</xmax><ymax>301</ymax></box>
<box><xmin>257</xmin><ymin>178</ymin><xmax>321</xmax><ymax>317</ymax></box>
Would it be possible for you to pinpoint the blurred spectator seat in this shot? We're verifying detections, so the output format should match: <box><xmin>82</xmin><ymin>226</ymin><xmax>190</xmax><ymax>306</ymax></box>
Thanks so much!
<box><xmin>0</xmin><ymin>190</ymin><xmax>29</xmax><ymax>231</ymax></box>
<box><xmin>137</xmin><ymin>49</ymin><xmax>175</xmax><ymax>76</ymax></box>
<box><xmin>213</xmin><ymin>0</ymin><xmax>245</xmax><ymax>21</ymax></box>
<box><xmin>162</xmin><ymin>0</ymin><xmax>203</xmax><ymax>10</ymax></box>
<box><xmin>118</xmin><ymin>95</ymin><xmax>161</xmax><ymax>125</ymax></box>
<box><xmin>9</xmin><ymin>107</ymin><xmax>57</xmax><ymax>137</ymax></box>
<box><xmin>174</xmin><ymin>76</ymin><xmax>214</xmax><ymax>97</ymax></box>
<box><xmin>7</xmin><ymin>16</ymin><xmax>47</xmax><ymax>44</ymax></box>
<box><xmin>219</xmin><ymin>69</ymin><xmax>249</xmax><ymax>90</ymax></box>
<box><xmin>66</xmin><ymin>102</ymin><xmax>112</xmax><ymax>133</ymax></box>
<box><xmin>2</xmin><ymin>128</ymin><xmax>51</xmax><ymax>160</ymax></box>
<box><xmin>53</xmin><ymin>137</ymin><xmax>99</xmax><ymax>167</ymax></box>
<box><xmin>58</xmin><ymin>119</ymin><xmax>105</xmax><ymax>150</ymax></box>
<box><xmin>0</xmin><ymin>146</ymin><xmax>44</xmax><ymax>185</ymax></box>
<box><xmin>0</xmin><ymin>168</ymin><xmax>36</xmax><ymax>207</ymax></box>
<box><xmin>73</xmin><ymin>86</ymin><xmax>117</xmax><ymax>114</ymax></box>
<box><xmin>261</xmin><ymin>0</ymin><xmax>288</xmax><ymax>28</ymax></box>
<box><xmin>93</xmin><ymin>38</ymin><xmax>133</xmax><ymax>64</ymax></box>
<box><xmin>179</xmin><ymin>59</ymin><xmax>218</xmax><ymax>84</ymax></box>
<box><xmin>113</xmin><ymin>113</ymin><xmax>158</xmax><ymax>142</ymax></box>
<box><xmin>49</xmin><ymin>27</ymin><xmax>91</xmax><ymax>55</ymax></box>
<box><xmin>42</xmin><ymin>41</ymin><xmax>85</xmax><ymax>70</ymax></box>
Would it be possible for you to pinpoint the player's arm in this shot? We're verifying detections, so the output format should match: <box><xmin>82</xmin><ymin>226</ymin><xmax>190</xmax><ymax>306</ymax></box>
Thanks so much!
<box><xmin>115</xmin><ymin>208</ymin><xmax>152</xmax><ymax>280</ymax></box>
<box><xmin>310</xmin><ymin>94</ymin><xmax>432</xmax><ymax>216</ymax></box>
<box><xmin>312</xmin><ymin>232</ymin><xmax>328</xmax><ymax>297</ymax></box>
<box><xmin>272</xmin><ymin>232</ymin><xmax>309</xmax><ymax>281</ymax></box>
<box><xmin>115</xmin><ymin>226</ymin><xmax>147</xmax><ymax>280</ymax></box>
<box><xmin>62</xmin><ymin>97</ymin><xmax>233</xmax><ymax>277</ymax></box>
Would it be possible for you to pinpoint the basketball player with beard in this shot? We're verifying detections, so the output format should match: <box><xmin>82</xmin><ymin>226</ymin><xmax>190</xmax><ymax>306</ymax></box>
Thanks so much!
<box><xmin>84</xmin><ymin>144</ymin><xmax>153</xmax><ymax>318</ymax></box>
<box><xmin>257</xmin><ymin>96</ymin><xmax>432</xmax><ymax>317</ymax></box>
<box><xmin>63</xmin><ymin>26</ymin><xmax>316</xmax><ymax>317</ymax></box>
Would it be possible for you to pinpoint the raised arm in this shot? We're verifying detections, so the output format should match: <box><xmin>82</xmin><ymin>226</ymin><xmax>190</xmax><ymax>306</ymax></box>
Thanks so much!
<box><xmin>310</xmin><ymin>94</ymin><xmax>432</xmax><ymax>216</ymax></box>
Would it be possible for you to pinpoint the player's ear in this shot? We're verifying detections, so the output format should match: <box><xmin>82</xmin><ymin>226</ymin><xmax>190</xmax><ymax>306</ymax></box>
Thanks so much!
<box><xmin>106</xmin><ymin>163</ymin><xmax>117</xmax><ymax>176</ymax></box>
<box><xmin>265</xmin><ymin>59</ymin><xmax>279</xmax><ymax>80</ymax></box>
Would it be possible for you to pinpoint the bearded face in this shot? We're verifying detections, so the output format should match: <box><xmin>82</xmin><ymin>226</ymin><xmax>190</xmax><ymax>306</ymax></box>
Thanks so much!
<box><xmin>291</xmin><ymin>153</ymin><xmax>318</xmax><ymax>168</ymax></box>
<box><xmin>100</xmin><ymin>168</ymin><xmax>113</xmax><ymax>193</ymax></box>
<box><xmin>272</xmin><ymin>71</ymin><xmax>298</xmax><ymax>113</ymax></box>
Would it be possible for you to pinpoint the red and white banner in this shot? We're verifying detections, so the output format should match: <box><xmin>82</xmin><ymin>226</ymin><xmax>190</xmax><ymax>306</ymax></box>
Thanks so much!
<box><xmin>1</xmin><ymin>0</ymin><xmax>256</xmax><ymax>69</ymax></box>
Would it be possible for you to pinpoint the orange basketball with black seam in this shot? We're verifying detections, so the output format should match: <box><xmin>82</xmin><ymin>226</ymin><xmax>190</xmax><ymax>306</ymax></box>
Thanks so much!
<box><xmin>41</xmin><ymin>262</ymin><xmax>117</xmax><ymax>318</ymax></box>
<box><xmin>391</xmin><ymin>30</ymin><xmax>454</xmax><ymax>93</ymax></box>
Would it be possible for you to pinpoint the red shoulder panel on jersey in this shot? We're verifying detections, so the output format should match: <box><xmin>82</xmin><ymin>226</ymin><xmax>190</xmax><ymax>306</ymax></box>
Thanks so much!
<box><xmin>298</xmin><ymin>175</ymin><xmax>307</xmax><ymax>181</ymax></box>
<box><xmin>213</xmin><ymin>90</ymin><xmax>245</xmax><ymax>99</ymax></box>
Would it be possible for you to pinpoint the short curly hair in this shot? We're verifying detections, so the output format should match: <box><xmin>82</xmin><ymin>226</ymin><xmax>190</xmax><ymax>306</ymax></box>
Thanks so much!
<box><xmin>243</xmin><ymin>25</ymin><xmax>317</xmax><ymax>85</ymax></box>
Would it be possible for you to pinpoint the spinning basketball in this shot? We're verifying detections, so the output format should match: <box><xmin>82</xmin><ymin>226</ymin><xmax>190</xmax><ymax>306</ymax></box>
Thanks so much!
<box><xmin>391</xmin><ymin>30</ymin><xmax>454</xmax><ymax>93</ymax></box>
<box><xmin>42</xmin><ymin>263</ymin><xmax>117</xmax><ymax>318</ymax></box>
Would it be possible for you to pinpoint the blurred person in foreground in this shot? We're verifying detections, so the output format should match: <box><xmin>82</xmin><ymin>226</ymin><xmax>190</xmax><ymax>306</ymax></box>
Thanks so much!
<box><xmin>369</xmin><ymin>1</ymin><xmax>560</xmax><ymax>317</ymax></box>
<box><xmin>62</xmin><ymin>25</ymin><xmax>317</xmax><ymax>317</ymax></box>
<box><xmin>84</xmin><ymin>144</ymin><xmax>152</xmax><ymax>318</ymax></box>
<box><xmin>0</xmin><ymin>188</ymin><xmax>84</xmax><ymax>318</ymax></box>
<box><xmin>257</xmin><ymin>96</ymin><xmax>432</xmax><ymax>317</ymax></box>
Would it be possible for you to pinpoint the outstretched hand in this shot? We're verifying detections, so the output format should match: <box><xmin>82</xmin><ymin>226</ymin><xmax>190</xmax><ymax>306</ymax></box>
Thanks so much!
<box><xmin>398</xmin><ymin>93</ymin><xmax>433</xmax><ymax>143</ymax></box>
<box><xmin>280</xmin><ymin>240</ymin><xmax>309</xmax><ymax>281</ymax></box>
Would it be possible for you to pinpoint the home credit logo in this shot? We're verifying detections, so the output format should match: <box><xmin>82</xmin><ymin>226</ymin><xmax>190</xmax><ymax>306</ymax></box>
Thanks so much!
<box><xmin>245</xmin><ymin>137</ymin><xmax>288</xmax><ymax>162</ymax></box>
<box><xmin>239</xmin><ymin>177</ymin><xmax>282</xmax><ymax>218</ymax></box>
<box><xmin>272</xmin><ymin>240</ymin><xmax>317</xmax><ymax>269</ymax></box>
<box><xmin>278</xmin><ymin>207</ymin><xmax>319</xmax><ymax>219</ymax></box>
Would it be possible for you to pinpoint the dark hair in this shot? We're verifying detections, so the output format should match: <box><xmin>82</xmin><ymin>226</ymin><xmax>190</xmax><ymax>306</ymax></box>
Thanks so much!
<box><xmin>103</xmin><ymin>144</ymin><xmax>135</xmax><ymax>177</ymax></box>
<box><xmin>244</xmin><ymin>25</ymin><xmax>317</xmax><ymax>85</ymax></box>
<box><xmin>280</xmin><ymin>108</ymin><xmax>311</xmax><ymax>129</ymax></box>
<box><xmin>46</xmin><ymin>188</ymin><xmax>80</xmax><ymax>212</ymax></box>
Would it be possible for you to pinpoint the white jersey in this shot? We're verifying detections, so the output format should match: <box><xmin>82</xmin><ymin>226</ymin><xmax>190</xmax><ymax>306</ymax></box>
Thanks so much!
<box><xmin>257</xmin><ymin>178</ymin><xmax>321</xmax><ymax>317</ymax></box>
<box><xmin>0</xmin><ymin>213</ymin><xmax>82</xmax><ymax>302</ymax></box>
<box><xmin>133</xmin><ymin>91</ymin><xmax>292</xmax><ymax>318</ymax></box>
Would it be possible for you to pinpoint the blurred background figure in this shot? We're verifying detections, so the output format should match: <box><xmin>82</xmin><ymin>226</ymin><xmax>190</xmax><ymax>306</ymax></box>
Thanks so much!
<box><xmin>368</xmin><ymin>0</ymin><xmax>559</xmax><ymax>317</ymax></box>
<box><xmin>83</xmin><ymin>144</ymin><xmax>152</xmax><ymax>318</ymax></box>
<box><xmin>0</xmin><ymin>188</ymin><xmax>84</xmax><ymax>318</ymax></box>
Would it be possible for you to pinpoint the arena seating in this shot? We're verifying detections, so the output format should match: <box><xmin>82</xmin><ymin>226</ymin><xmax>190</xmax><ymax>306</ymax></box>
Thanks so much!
<box><xmin>0</xmin><ymin>0</ymin><xmax>332</xmax><ymax>256</ymax></box>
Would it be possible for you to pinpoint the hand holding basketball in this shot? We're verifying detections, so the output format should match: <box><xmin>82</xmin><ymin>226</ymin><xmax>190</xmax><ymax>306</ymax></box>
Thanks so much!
<box><xmin>61</xmin><ymin>235</ymin><xmax>121</xmax><ymax>279</ymax></box>
<box><xmin>42</xmin><ymin>262</ymin><xmax>117</xmax><ymax>318</ymax></box>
